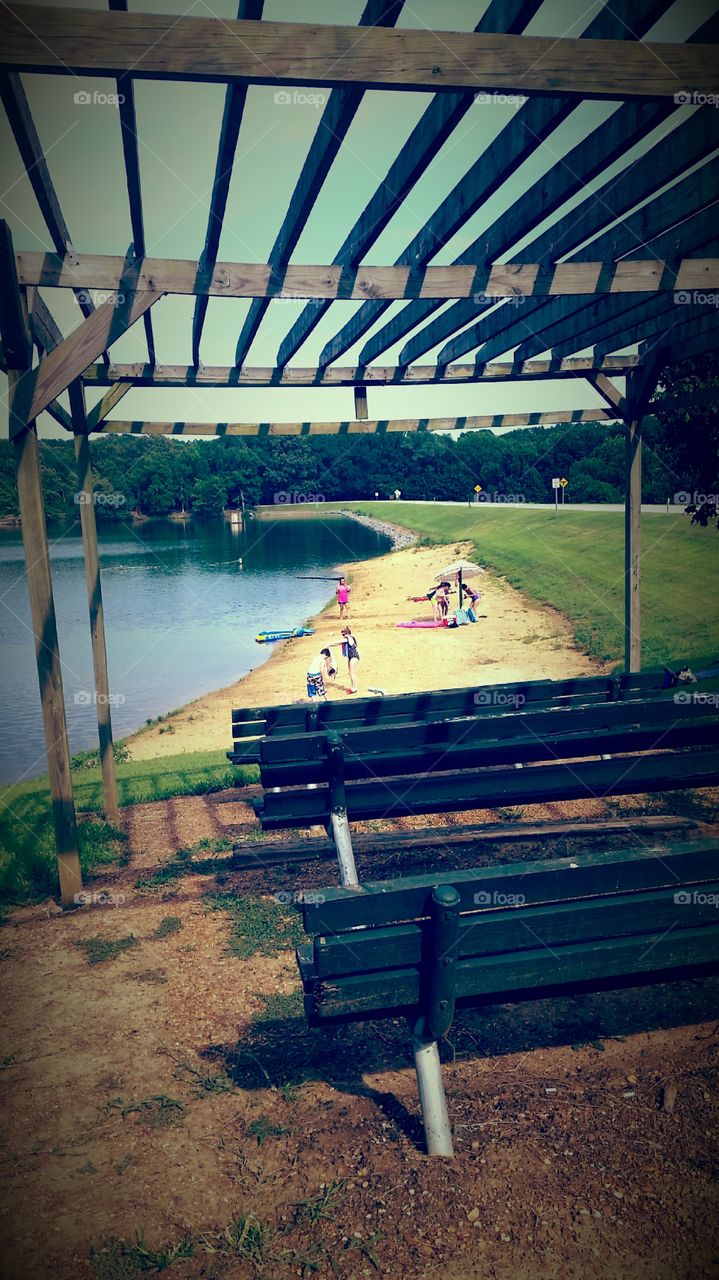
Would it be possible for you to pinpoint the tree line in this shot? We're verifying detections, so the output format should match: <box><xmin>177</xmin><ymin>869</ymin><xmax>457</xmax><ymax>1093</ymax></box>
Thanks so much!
<box><xmin>0</xmin><ymin>355</ymin><xmax>716</xmax><ymax>522</ymax></box>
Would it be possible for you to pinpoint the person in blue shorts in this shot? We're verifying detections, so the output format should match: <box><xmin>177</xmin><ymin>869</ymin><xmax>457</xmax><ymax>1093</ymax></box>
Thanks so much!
<box><xmin>306</xmin><ymin>648</ymin><xmax>333</xmax><ymax>700</ymax></box>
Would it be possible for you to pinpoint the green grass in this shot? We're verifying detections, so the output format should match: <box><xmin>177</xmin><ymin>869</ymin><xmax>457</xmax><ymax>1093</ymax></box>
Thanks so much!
<box><xmin>0</xmin><ymin>751</ymin><xmax>254</xmax><ymax>906</ymax></box>
<box><xmin>76</xmin><ymin>935</ymin><xmax>138</xmax><ymax>966</ymax></box>
<box><xmin>205</xmin><ymin>891</ymin><xmax>304</xmax><ymax>960</ymax></box>
<box><xmin>334</xmin><ymin>502</ymin><xmax>719</xmax><ymax>669</ymax></box>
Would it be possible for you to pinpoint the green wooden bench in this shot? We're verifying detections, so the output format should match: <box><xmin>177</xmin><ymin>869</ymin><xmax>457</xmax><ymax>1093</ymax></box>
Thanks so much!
<box><xmin>254</xmin><ymin>690</ymin><xmax>719</xmax><ymax>884</ymax></box>
<box><xmin>296</xmin><ymin>839</ymin><xmax>719</xmax><ymax>1156</ymax></box>
<box><xmin>228</xmin><ymin>667</ymin><xmax>692</xmax><ymax>755</ymax></box>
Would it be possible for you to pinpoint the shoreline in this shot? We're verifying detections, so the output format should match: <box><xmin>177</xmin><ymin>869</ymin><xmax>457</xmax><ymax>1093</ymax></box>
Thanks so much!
<box><xmin>126</xmin><ymin>538</ymin><xmax>602</xmax><ymax>761</ymax></box>
<box><xmin>337</xmin><ymin>508</ymin><xmax>418</xmax><ymax>549</ymax></box>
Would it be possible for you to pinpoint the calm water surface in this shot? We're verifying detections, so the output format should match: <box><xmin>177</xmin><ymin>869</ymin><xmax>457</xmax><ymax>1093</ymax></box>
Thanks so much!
<box><xmin>0</xmin><ymin>513</ymin><xmax>390</xmax><ymax>783</ymax></box>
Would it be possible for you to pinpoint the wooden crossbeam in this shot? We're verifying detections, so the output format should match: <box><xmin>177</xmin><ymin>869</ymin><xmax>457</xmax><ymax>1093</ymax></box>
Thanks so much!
<box><xmin>95</xmin><ymin>408</ymin><xmax>618</xmax><ymax>437</ymax></box>
<box><xmin>80</xmin><ymin>354</ymin><xmax>640</xmax><ymax>388</ymax></box>
<box><xmin>2</xmin><ymin>7</ymin><xmax>717</xmax><ymax>99</ymax></box>
<box><xmin>362</xmin><ymin>6</ymin><xmax>719</xmax><ymax>369</ymax></box>
<box><xmin>274</xmin><ymin>0</ymin><xmax>546</xmax><ymax>367</ymax></box>
<box><xmin>16</xmin><ymin>288</ymin><xmax>161</xmax><ymax>424</ymax></box>
<box><xmin>86</xmin><ymin>381</ymin><xmax>132</xmax><ymax>429</ymax></box>
<box><xmin>14</xmin><ymin>253</ymin><xmax>719</xmax><ymax>299</ymax></box>
<box><xmin>234</xmin><ymin>0</ymin><xmax>403</xmax><ymax>366</ymax></box>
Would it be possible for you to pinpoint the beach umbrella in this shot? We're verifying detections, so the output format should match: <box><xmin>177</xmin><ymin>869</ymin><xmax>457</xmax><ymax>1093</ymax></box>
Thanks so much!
<box><xmin>434</xmin><ymin>559</ymin><xmax>485</xmax><ymax>605</ymax></box>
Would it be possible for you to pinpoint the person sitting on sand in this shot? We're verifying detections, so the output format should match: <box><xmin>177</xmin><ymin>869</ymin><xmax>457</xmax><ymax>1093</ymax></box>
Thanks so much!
<box><xmin>336</xmin><ymin>576</ymin><xmax>351</xmax><ymax>619</ymax></box>
<box><xmin>340</xmin><ymin>626</ymin><xmax>360</xmax><ymax>693</ymax></box>
<box><xmin>306</xmin><ymin>648</ymin><xmax>333</xmax><ymax>701</ymax></box>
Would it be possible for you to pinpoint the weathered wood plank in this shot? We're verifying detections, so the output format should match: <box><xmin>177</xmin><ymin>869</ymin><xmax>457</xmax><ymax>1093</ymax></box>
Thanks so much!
<box><xmin>80</xmin><ymin>354</ymin><xmax>640</xmax><ymax>388</ymax></box>
<box><xmin>15</xmin><ymin>253</ymin><xmax>718</xmax><ymax>299</ymax></box>
<box><xmin>2</xmin><ymin>8</ymin><xmax>716</xmax><ymax>98</ymax></box>
<box><xmin>96</xmin><ymin>407</ymin><xmax>617</xmax><ymax>436</ymax></box>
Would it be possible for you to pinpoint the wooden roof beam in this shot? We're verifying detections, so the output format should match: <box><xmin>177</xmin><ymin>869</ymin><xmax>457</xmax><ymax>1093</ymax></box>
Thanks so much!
<box><xmin>2</xmin><ymin>7</ymin><xmax>716</xmax><ymax>99</ymax></box>
<box><xmin>79</xmin><ymin>353</ymin><xmax>641</xmax><ymax>388</ymax></box>
<box><xmin>14</xmin><ymin>253</ymin><xmax>719</xmax><ymax>299</ymax></box>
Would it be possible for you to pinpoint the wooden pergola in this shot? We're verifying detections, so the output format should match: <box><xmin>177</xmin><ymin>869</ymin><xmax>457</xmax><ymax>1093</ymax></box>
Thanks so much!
<box><xmin>1</xmin><ymin>0</ymin><xmax>718</xmax><ymax>902</ymax></box>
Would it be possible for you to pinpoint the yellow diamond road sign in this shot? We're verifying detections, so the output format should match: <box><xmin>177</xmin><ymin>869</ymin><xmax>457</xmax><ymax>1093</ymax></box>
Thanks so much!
<box><xmin>474</xmin><ymin>484</ymin><xmax>483</xmax><ymax>492</ymax></box>
<box><xmin>559</xmin><ymin>477</ymin><xmax>569</xmax><ymax>487</ymax></box>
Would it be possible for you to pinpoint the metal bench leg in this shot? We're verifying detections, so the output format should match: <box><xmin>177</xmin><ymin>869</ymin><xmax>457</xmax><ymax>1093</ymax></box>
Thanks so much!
<box><xmin>412</xmin><ymin>1026</ymin><xmax>454</xmax><ymax>1157</ymax></box>
<box><xmin>327</xmin><ymin>732</ymin><xmax>358</xmax><ymax>887</ymax></box>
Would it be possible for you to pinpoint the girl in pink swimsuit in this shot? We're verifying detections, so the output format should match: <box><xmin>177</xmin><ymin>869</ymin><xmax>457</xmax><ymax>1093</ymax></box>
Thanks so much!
<box><xmin>336</xmin><ymin>577</ymin><xmax>351</xmax><ymax>619</ymax></box>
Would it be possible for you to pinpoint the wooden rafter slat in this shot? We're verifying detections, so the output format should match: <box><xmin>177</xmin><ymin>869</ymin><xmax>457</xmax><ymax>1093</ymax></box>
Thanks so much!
<box><xmin>0</xmin><ymin>69</ymin><xmax>110</xmax><ymax>362</ymax></box>
<box><xmin>638</xmin><ymin>314</ymin><xmax>719</xmax><ymax>367</ymax></box>
<box><xmin>86</xmin><ymin>382</ymin><xmax>132</xmax><ymax>429</ymax></box>
<box><xmin>274</xmin><ymin>0</ymin><xmax>545</xmax><ymax>367</ymax></box>
<box><xmin>2</xmin><ymin>7</ymin><xmax>717</xmax><ymax>99</ymax></box>
<box><xmin>398</xmin><ymin>98</ymin><xmax>719</xmax><ymax>368</ymax></box>
<box><xmin>80</xmin><ymin>354</ymin><xmax>640</xmax><ymax>388</ymax></box>
<box><xmin>315</xmin><ymin>0</ymin><xmax>676</xmax><ymax>368</ymax></box>
<box><xmin>95</xmin><ymin>408</ymin><xmax>620</xmax><ymax>437</ymax></box>
<box><xmin>108</xmin><ymin>0</ymin><xmax>155</xmax><ymax>367</ymax></box>
<box><xmin>192</xmin><ymin>0</ymin><xmax>264</xmax><ymax>367</ymax></box>
<box><xmin>14</xmin><ymin>253</ymin><xmax>719</xmax><ymax>299</ymax></box>
<box><xmin>232</xmin><ymin>0</ymin><xmax>404</xmax><ymax>366</ymax></box>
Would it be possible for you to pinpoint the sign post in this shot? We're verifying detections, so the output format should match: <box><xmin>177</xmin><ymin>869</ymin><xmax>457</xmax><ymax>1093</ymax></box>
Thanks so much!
<box><xmin>552</xmin><ymin>477</ymin><xmax>560</xmax><ymax>514</ymax></box>
<box><xmin>474</xmin><ymin>483</ymin><xmax>482</xmax><ymax>504</ymax></box>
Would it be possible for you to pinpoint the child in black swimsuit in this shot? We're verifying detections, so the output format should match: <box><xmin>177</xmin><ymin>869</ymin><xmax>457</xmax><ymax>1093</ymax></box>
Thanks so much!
<box><xmin>340</xmin><ymin>626</ymin><xmax>360</xmax><ymax>693</ymax></box>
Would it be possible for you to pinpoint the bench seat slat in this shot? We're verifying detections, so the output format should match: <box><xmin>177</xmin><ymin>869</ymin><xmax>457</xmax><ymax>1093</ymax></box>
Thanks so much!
<box><xmin>310</xmin><ymin>881</ymin><xmax>719</xmax><ymax>978</ymax></box>
<box><xmin>304</xmin><ymin>923</ymin><xmax>719</xmax><ymax>1024</ymax></box>
<box><xmin>261</xmin><ymin>749</ymin><xmax>719</xmax><ymax>829</ymax></box>
<box><xmin>301</xmin><ymin>839</ymin><xmax>719</xmax><ymax>932</ymax></box>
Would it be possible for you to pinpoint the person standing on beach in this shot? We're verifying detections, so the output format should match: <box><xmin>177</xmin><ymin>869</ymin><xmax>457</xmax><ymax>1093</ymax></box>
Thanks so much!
<box><xmin>306</xmin><ymin>648</ymin><xmax>333</xmax><ymax>701</ymax></box>
<box><xmin>336</xmin><ymin>576</ymin><xmax>351</xmax><ymax>619</ymax></box>
<box><xmin>340</xmin><ymin>626</ymin><xmax>360</xmax><ymax>693</ymax></box>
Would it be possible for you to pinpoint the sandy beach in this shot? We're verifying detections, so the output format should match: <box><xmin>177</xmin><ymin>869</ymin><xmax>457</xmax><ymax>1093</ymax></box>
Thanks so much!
<box><xmin>127</xmin><ymin>534</ymin><xmax>602</xmax><ymax>761</ymax></box>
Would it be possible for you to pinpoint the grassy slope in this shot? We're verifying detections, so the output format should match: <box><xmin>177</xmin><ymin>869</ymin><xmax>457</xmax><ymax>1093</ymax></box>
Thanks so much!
<box><xmin>338</xmin><ymin>503</ymin><xmax>719</xmax><ymax>669</ymax></box>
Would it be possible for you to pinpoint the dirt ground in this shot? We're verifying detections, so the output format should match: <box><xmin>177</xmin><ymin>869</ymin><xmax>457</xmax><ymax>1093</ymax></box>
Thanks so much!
<box><xmin>128</xmin><ymin>541</ymin><xmax>599</xmax><ymax>761</ymax></box>
<box><xmin>1</xmin><ymin>785</ymin><xmax>719</xmax><ymax>1280</ymax></box>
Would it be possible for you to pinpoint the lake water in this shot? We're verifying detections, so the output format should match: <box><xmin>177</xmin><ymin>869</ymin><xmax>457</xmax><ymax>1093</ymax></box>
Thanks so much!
<box><xmin>0</xmin><ymin>513</ymin><xmax>391</xmax><ymax>784</ymax></box>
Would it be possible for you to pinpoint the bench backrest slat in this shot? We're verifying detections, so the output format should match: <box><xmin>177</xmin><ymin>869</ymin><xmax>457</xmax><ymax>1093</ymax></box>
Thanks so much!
<box><xmin>262</xmin><ymin>748</ymin><xmax>719</xmax><ymax>830</ymax></box>
<box><xmin>301</xmin><ymin>839</ymin><xmax>719</xmax><ymax>932</ymax></box>
<box><xmin>311</xmin><ymin>880</ymin><xmax>719</xmax><ymax>977</ymax></box>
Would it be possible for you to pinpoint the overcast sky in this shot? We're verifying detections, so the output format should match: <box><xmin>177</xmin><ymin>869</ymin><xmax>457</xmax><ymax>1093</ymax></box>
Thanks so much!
<box><xmin>0</xmin><ymin>0</ymin><xmax>716</xmax><ymax>440</ymax></box>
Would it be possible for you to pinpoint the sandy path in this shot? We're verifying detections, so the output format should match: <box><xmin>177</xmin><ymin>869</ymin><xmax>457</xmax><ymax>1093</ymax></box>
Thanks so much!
<box><xmin>127</xmin><ymin>540</ymin><xmax>602</xmax><ymax>761</ymax></box>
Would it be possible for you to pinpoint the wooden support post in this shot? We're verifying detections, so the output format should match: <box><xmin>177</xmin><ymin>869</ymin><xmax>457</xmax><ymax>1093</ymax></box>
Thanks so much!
<box><xmin>624</xmin><ymin>415</ymin><xmax>642</xmax><ymax>674</ymax></box>
<box><xmin>70</xmin><ymin>382</ymin><xmax>120</xmax><ymax>824</ymax></box>
<box><xmin>11</xmin><ymin>374</ymin><xmax>83</xmax><ymax>906</ymax></box>
<box><xmin>353</xmin><ymin>384</ymin><xmax>368</xmax><ymax>420</ymax></box>
<box><xmin>0</xmin><ymin>221</ymin><xmax>83</xmax><ymax>904</ymax></box>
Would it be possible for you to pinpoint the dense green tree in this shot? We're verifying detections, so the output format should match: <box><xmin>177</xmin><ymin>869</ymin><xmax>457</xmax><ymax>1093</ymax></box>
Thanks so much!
<box><xmin>192</xmin><ymin>475</ymin><xmax>227</xmax><ymax>517</ymax></box>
